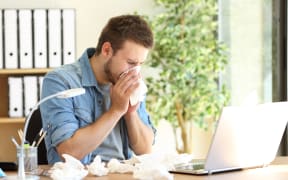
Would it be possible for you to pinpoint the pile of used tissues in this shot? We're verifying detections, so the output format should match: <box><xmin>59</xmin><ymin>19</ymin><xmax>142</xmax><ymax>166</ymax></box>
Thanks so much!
<box><xmin>50</xmin><ymin>154</ymin><xmax>88</xmax><ymax>180</ymax></box>
<box><xmin>49</xmin><ymin>152</ymin><xmax>193</xmax><ymax>180</ymax></box>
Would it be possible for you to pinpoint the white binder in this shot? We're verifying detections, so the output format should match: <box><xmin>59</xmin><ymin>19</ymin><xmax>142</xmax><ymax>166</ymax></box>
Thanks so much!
<box><xmin>62</xmin><ymin>9</ymin><xmax>76</xmax><ymax>65</ymax></box>
<box><xmin>34</xmin><ymin>9</ymin><xmax>48</xmax><ymax>68</ymax></box>
<box><xmin>0</xmin><ymin>9</ymin><xmax>3</xmax><ymax>69</ymax></box>
<box><xmin>4</xmin><ymin>9</ymin><xmax>18</xmax><ymax>69</ymax></box>
<box><xmin>48</xmin><ymin>9</ymin><xmax>62</xmax><ymax>68</ymax></box>
<box><xmin>19</xmin><ymin>9</ymin><xmax>33</xmax><ymax>69</ymax></box>
<box><xmin>8</xmin><ymin>77</ymin><xmax>23</xmax><ymax>117</ymax></box>
<box><xmin>23</xmin><ymin>76</ymin><xmax>38</xmax><ymax>116</ymax></box>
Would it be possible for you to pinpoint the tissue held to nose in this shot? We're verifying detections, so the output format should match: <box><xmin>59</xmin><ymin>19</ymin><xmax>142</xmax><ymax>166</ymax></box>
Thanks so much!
<box><xmin>130</xmin><ymin>79</ymin><xmax>147</xmax><ymax>106</ymax></box>
<box><xmin>120</xmin><ymin>66</ymin><xmax>148</xmax><ymax>106</ymax></box>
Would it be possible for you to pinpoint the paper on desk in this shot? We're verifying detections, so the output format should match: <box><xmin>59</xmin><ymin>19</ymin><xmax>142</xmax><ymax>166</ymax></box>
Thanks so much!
<box><xmin>50</xmin><ymin>154</ymin><xmax>88</xmax><ymax>180</ymax></box>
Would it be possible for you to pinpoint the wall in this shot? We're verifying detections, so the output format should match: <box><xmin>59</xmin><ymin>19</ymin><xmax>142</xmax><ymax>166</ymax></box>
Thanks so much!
<box><xmin>0</xmin><ymin>0</ymin><xmax>156</xmax><ymax>57</ymax></box>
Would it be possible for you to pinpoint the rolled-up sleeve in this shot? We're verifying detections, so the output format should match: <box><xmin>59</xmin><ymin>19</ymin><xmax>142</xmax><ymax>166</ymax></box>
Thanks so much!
<box><xmin>138</xmin><ymin>100</ymin><xmax>157</xmax><ymax>141</ymax></box>
<box><xmin>40</xmin><ymin>72</ymin><xmax>80</xmax><ymax>148</ymax></box>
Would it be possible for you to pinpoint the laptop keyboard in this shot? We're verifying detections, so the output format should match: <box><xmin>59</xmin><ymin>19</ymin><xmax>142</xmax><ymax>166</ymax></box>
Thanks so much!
<box><xmin>174</xmin><ymin>159</ymin><xmax>205</xmax><ymax>170</ymax></box>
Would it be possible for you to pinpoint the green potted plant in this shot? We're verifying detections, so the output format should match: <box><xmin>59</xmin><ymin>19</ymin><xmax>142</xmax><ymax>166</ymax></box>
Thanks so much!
<box><xmin>145</xmin><ymin>0</ymin><xmax>230</xmax><ymax>154</ymax></box>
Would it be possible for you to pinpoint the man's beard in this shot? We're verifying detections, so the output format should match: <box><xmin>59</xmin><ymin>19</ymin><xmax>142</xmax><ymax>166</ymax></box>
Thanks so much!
<box><xmin>104</xmin><ymin>58</ymin><xmax>117</xmax><ymax>84</ymax></box>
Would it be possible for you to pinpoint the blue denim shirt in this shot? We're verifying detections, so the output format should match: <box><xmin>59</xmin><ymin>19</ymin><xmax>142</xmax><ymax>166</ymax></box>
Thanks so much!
<box><xmin>40</xmin><ymin>48</ymin><xmax>156</xmax><ymax>165</ymax></box>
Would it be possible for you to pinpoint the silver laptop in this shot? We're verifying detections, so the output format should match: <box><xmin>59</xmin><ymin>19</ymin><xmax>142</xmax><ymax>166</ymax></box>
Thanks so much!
<box><xmin>171</xmin><ymin>102</ymin><xmax>288</xmax><ymax>175</ymax></box>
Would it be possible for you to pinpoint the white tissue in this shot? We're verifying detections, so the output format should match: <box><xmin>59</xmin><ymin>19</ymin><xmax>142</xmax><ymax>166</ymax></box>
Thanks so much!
<box><xmin>130</xmin><ymin>79</ymin><xmax>147</xmax><ymax>106</ymax></box>
<box><xmin>50</xmin><ymin>154</ymin><xmax>88</xmax><ymax>180</ymax></box>
<box><xmin>87</xmin><ymin>155</ymin><xmax>108</xmax><ymax>176</ymax></box>
<box><xmin>133</xmin><ymin>162</ymin><xmax>174</xmax><ymax>180</ymax></box>
<box><xmin>107</xmin><ymin>158</ymin><xmax>135</xmax><ymax>173</ymax></box>
<box><xmin>119</xmin><ymin>66</ymin><xmax>148</xmax><ymax>106</ymax></box>
<box><xmin>122</xmin><ymin>155</ymin><xmax>141</xmax><ymax>165</ymax></box>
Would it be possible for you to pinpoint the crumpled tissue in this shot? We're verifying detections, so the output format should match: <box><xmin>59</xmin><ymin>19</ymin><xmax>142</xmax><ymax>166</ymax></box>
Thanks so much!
<box><xmin>87</xmin><ymin>157</ymin><xmax>135</xmax><ymax>175</ymax></box>
<box><xmin>126</xmin><ymin>153</ymin><xmax>193</xmax><ymax>180</ymax></box>
<box><xmin>49</xmin><ymin>154</ymin><xmax>88</xmax><ymax>180</ymax></box>
<box><xmin>107</xmin><ymin>158</ymin><xmax>135</xmax><ymax>173</ymax></box>
<box><xmin>133</xmin><ymin>161</ymin><xmax>173</xmax><ymax>180</ymax></box>
<box><xmin>87</xmin><ymin>155</ymin><xmax>108</xmax><ymax>176</ymax></box>
<box><xmin>130</xmin><ymin>78</ymin><xmax>148</xmax><ymax>106</ymax></box>
<box><xmin>119</xmin><ymin>66</ymin><xmax>148</xmax><ymax>106</ymax></box>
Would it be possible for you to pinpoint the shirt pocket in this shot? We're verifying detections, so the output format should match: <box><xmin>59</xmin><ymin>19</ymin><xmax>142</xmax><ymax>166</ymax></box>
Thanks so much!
<box><xmin>74</xmin><ymin>108</ymin><xmax>94</xmax><ymax>126</ymax></box>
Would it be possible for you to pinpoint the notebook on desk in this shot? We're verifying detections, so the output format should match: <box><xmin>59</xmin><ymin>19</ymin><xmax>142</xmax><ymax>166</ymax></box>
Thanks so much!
<box><xmin>170</xmin><ymin>101</ymin><xmax>288</xmax><ymax>175</ymax></box>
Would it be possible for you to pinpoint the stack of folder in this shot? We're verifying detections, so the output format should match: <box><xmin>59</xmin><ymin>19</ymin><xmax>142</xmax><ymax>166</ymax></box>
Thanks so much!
<box><xmin>8</xmin><ymin>76</ymin><xmax>44</xmax><ymax>118</ymax></box>
<box><xmin>2</xmin><ymin>8</ymin><xmax>76</xmax><ymax>118</ymax></box>
<box><xmin>0</xmin><ymin>8</ymin><xmax>76</xmax><ymax>69</ymax></box>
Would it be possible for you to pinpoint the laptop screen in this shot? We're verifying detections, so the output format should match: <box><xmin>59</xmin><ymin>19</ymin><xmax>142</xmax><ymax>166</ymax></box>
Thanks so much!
<box><xmin>204</xmin><ymin>102</ymin><xmax>288</xmax><ymax>173</ymax></box>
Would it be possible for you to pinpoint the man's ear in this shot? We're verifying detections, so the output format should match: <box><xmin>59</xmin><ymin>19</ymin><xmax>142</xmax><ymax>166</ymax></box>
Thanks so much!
<box><xmin>101</xmin><ymin>42</ymin><xmax>113</xmax><ymax>57</ymax></box>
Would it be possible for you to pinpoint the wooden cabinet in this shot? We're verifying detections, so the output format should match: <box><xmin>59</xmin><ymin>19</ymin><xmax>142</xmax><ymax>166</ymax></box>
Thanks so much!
<box><xmin>0</xmin><ymin>68</ymin><xmax>50</xmax><ymax>162</ymax></box>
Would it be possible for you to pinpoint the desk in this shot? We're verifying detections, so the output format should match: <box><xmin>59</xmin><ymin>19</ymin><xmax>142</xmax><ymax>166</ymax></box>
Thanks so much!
<box><xmin>5</xmin><ymin>157</ymin><xmax>288</xmax><ymax>180</ymax></box>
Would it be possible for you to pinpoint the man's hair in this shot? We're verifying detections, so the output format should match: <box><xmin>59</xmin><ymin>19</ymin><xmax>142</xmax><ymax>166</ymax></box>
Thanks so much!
<box><xmin>95</xmin><ymin>14</ymin><xmax>154</xmax><ymax>55</ymax></box>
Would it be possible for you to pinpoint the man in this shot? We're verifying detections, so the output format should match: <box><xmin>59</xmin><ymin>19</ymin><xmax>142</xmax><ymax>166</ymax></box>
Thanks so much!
<box><xmin>40</xmin><ymin>14</ymin><xmax>156</xmax><ymax>164</ymax></box>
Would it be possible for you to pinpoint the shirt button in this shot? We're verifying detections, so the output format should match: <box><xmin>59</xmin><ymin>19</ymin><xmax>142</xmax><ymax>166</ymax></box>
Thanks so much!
<box><xmin>98</xmin><ymin>100</ymin><xmax>103</xmax><ymax>105</ymax></box>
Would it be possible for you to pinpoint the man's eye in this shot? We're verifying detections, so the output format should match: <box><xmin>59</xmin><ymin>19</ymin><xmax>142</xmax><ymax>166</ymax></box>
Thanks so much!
<box><xmin>128</xmin><ymin>62</ymin><xmax>137</xmax><ymax>65</ymax></box>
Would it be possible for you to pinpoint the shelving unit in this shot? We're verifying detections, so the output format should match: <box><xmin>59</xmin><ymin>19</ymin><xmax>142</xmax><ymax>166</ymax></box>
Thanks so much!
<box><xmin>0</xmin><ymin>118</ymin><xmax>25</xmax><ymax>123</ymax></box>
<box><xmin>0</xmin><ymin>7</ymin><xmax>76</xmax><ymax>163</ymax></box>
<box><xmin>0</xmin><ymin>68</ymin><xmax>50</xmax><ymax>75</ymax></box>
<box><xmin>0</xmin><ymin>68</ymin><xmax>50</xmax><ymax>162</ymax></box>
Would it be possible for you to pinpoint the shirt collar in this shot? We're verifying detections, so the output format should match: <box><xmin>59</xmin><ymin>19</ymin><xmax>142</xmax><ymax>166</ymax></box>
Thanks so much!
<box><xmin>79</xmin><ymin>48</ymin><xmax>99</xmax><ymax>88</ymax></box>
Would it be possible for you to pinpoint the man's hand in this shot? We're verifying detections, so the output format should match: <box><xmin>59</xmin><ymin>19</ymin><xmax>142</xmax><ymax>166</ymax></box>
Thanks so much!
<box><xmin>110</xmin><ymin>69</ymin><xmax>140</xmax><ymax>116</ymax></box>
<box><xmin>127</xmin><ymin>102</ymin><xmax>140</xmax><ymax>113</ymax></box>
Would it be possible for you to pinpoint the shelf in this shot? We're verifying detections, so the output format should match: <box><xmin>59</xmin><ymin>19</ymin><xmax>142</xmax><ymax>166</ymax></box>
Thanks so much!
<box><xmin>0</xmin><ymin>68</ymin><xmax>51</xmax><ymax>75</ymax></box>
<box><xmin>0</xmin><ymin>117</ymin><xmax>25</xmax><ymax>123</ymax></box>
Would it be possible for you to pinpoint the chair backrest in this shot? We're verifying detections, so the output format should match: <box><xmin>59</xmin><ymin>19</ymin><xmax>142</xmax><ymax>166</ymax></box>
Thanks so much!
<box><xmin>26</xmin><ymin>108</ymin><xmax>48</xmax><ymax>164</ymax></box>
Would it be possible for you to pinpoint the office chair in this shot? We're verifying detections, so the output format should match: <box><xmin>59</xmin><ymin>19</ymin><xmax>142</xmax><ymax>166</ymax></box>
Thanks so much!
<box><xmin>26</xmin><ymin>108</ymin><xmax>48</xmax><ymax>164</ymax></box>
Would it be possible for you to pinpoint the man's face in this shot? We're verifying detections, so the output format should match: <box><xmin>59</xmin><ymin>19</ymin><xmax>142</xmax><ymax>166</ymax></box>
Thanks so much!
<box><xmin>104</xmin><ymin>40</ymin><xmax>149</xmax><ymax>84</ymax></box>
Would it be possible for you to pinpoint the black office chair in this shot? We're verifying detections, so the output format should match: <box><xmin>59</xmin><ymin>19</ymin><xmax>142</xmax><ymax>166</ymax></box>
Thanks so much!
<box><xmin>26</xmin><ymin>108</ymin><xmax>48</xmax><ymax>164</ymax></box>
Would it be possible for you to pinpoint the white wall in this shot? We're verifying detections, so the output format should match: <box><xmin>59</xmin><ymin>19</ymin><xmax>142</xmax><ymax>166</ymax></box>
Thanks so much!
<box><xmin>0</xmin><ymin>0</ymin><xmax>156</xmax><ymax>57</ymax></box>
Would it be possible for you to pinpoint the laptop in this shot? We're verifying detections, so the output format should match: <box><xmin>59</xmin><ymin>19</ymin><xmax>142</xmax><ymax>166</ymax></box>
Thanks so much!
<box><xmin>170</xmin><ymin>101</ymin><xmax>288</xmax><ymax>175</ymax></box>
